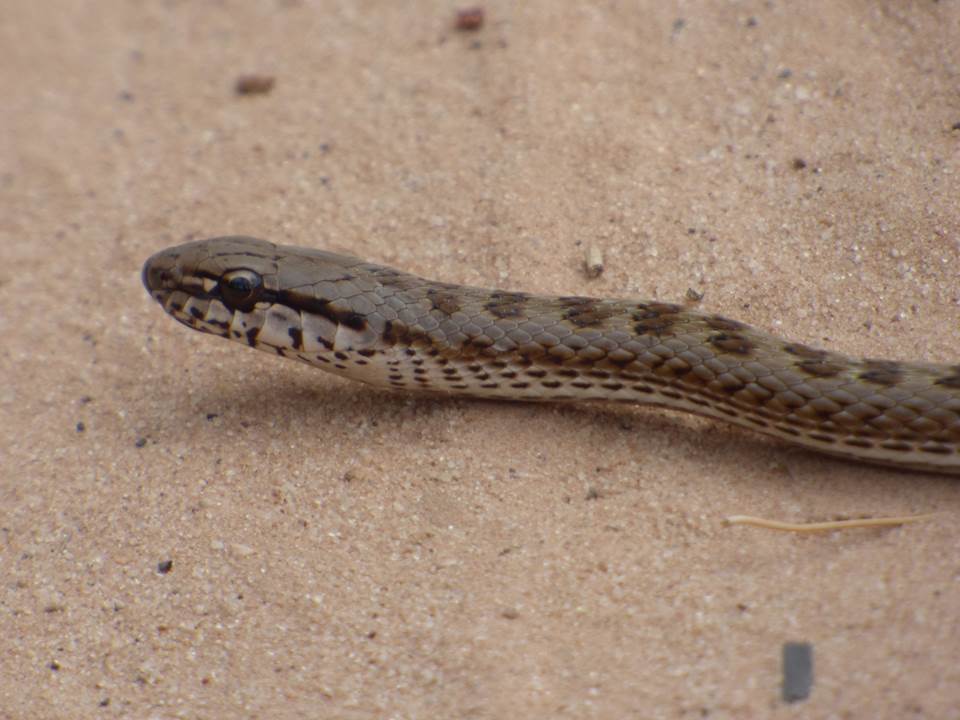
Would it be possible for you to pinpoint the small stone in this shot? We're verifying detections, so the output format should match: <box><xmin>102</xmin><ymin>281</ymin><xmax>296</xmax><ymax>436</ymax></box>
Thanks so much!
<box><xmin>455</xmin><ymin>7</ymin><xmax>485</xmax><ymax>31</ymax></box>
<box><xmin>234</xmin><ymin>75</ymin><xmax>275</xmax><ymax>95</ymax></box>
<box><xmin>584</xmin><ymin>245</ymin><xmax>604</xmax><ymax>278</ymax></box>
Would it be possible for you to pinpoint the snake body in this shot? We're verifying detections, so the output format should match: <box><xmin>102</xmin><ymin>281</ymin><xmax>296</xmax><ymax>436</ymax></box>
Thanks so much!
<box><xmin>143</xmin><ymin>236</ymin><xmax>960</xmax><ymax>474</ymax></box>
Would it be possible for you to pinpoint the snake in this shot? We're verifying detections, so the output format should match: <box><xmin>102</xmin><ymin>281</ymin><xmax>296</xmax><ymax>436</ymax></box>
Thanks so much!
<box><xmin>142</xmin><ymin>236</ymin><xmax>960</xmax><ymax>474</ymax></box>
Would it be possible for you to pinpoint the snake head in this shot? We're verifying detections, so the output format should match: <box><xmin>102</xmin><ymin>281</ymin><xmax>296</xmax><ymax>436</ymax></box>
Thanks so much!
<box><xmin>142</xmin><ymin>236</ymin><xmax>281</xmax><ymax>337</ymax></box>
<box><xmin>143</xmin><ymin>235</ymin><xmax>393</xmax><ymax>358</ymax></box>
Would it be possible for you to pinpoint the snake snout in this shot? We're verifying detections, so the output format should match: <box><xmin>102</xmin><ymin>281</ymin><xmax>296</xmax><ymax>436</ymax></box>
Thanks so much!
<box><xmin>141</xmin><ymin>251</ymin><xmax>181</xmax><ymax>295</ymax></box>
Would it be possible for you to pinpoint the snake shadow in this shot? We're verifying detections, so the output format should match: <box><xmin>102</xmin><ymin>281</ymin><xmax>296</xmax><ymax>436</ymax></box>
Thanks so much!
<box><xmin>180</xmin><ymin>373</ymin><xmax>960</xmax><ymax>498</ymax></box>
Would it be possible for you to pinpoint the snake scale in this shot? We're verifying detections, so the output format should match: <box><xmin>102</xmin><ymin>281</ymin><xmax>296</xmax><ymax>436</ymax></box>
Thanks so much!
<box><xmin>143</xmin><ymin>236</ymin><xmax>960</xmax><ymax>474</ymax></box>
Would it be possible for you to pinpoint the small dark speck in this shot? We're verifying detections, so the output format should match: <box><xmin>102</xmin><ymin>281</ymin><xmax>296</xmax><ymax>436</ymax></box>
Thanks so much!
<box><xmin>206</xmin><ymin>413</ymin><xmax>219</xmax><ymax>421</ymax></box>
<box><xmin>782</xmin><ymin>642</ymin><xmax>813</xmax><ymax>703</ymax></box>
<box><xmin>745</xmin><ymin>16</ymin><xmax>757</xmax><ymax>27</ymax></box>
<box><xmin>792</xmin><ymin>158</ymin><xmax>807</xmax><ymax>170</ymax></box>
<box><xmin>778</xmin><ymin>68</ymin><xmax>793</xmax><ymax>79</ymax></box>
<box><xmin>687</xmin><ymin>227</ymin><xmax>696</xmax><ymax>235</ymax></box>
<box><xmin>49</xmin><ymin>661</ymin><xmax>61</xmax><ymax>671</ymax></box>
<box><xmin>79</xmin><ymin>395</ymin><xmax>93</xmax><ymax>405</ymax></box>
<box><xmin>367</xmin><ymin>630</ymin><xmax>377</xmax><ymax>639</ymax></box>
<box><xmin>952</xmin><ymin>121</ymin><xmax>960</xmax><ymax>131</ymax></box>
<box><xmin>235</xmin><ymin>74</ymin><xmax>275</xmax><ymax>95</ymax></box>
<box><xmin>134</xmin><ymin>437</ymin><xmax>147</xmax><ymax>449</ymax></box>
<box><xmin>455</xmin><ymin>6</ymin><xmax>485</xmax><ymax>31</ymax></box>
<box><xmin>99</xmin><ymin>698</ymin><xmax>110</xmax><ymax>707</ymax></box>
<box><xmin>672</xmin><ymin>18</ymin><xmax>686</xmax><ymax>32</ymax></box>
<box><xmin>117</xmin><ymin>90</ymin><xmax>134</xmax><ymax>102</ymax></box>
<box><xmin>585</xmin><ymin>486</ymin><xmax>601</xmax><ymax>501</ymax></box>
<box><xmin>157</xmin><ymin>560</ymin><xmax>173</xmax><ymax>574</ymax></box>
<box><xmin>76</xmin><ymin>421</ymin><xmax>85</xmax><ymax>433</ymax></box>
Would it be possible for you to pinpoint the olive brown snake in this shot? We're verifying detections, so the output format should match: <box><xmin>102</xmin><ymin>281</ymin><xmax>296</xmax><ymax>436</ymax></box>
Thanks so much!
<box><xmin>142</xmin><ymin>236</ymin><xmax>960</xmax><ymax>476</ymax></box>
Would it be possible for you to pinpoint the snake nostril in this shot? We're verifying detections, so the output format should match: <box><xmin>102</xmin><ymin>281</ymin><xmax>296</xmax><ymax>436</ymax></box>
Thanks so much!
<box><xmin>142</xmin><ymin>256</ymin><xmax>176</xmax><ymax>292</ymax></box>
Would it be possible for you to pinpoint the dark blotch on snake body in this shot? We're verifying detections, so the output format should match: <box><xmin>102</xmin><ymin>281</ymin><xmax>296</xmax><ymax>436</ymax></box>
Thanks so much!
<box><xmin>484</xmin><ymin>292</ymin><xmax>530</xmax><ymax>319</ymax></box>
<box><xmin>633</xmin><ymin>317</ymin><xmax>677</xmax><ymax>336</ymax></box>
<box><xmin>783</xmin><ymin>343</ymin><xmax>828</xmax><ymax>360</ymax></box>
<box><xmin>426</xmin><ymin>288</ymin><xmax>462</xmax><ymax>315</ymax></box>
<box><xmin>561</xmin><ymin>300</ymin><xmax>620</xmax><ymax>328</ymax></box>
<box><xmin>715</xmin><ymin>375</ymin><xmax>747</xmax><ymax>393</ymax></box>
<box><xmin>468</xmin><ymin>335</ymin><xmax>496</xmax><ymax>349</ymax></box>
<box><xmin>796</xmin><ymin>360</ymin><xmax>845</xmax><ymax>378</ymax></box>
<box><xmin>705</xmin><ymin>315</ymin><xmax>747</xmax><ymax>332</ymax></box>
<box><xmin>557</xmin><ymin>296</ymin><xmax>593</xmax><ymax>306</ymax></box>
<box><xmin>858</xmin><ymin>360</ymin><xmax>905</xmax><ymax>386</ymax></box>
<box><xmin>708</xmin><ymin>332</ymin><xmax>756</xmax><ymax>355</ymax></box>
<box><xmin>632</xmin><ymin>303</ymin><xmax>682</xmax><ymax>336</ymax></box>
<box><xmin>934</xmin><ymin>366</ymin><xmax>960</xmax><ymax>389</ymax></box>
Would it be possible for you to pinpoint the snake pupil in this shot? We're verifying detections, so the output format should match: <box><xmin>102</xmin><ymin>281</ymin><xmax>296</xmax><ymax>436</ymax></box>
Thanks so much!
<box><xmin>219</xmin><ymin>269</ymin><xmax>263</xmax><ymax>311</ymax></box>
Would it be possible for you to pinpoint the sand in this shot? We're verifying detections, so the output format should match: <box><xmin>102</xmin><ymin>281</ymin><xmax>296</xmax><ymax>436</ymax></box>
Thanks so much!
<box><xmin>3</xmin><ymin>1</ymin><xmax>959</xmax><ymax>717</ymax></box>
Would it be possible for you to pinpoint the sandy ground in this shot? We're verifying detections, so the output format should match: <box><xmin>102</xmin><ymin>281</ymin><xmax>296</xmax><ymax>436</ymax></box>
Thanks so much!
<box><xmin>3</xmin><ymin>1</ymin><xmax>960</xmax><ymax>718</ymax></box>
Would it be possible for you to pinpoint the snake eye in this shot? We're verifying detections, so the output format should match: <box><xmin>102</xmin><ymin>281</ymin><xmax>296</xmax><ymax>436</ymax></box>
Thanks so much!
<box><xmin>219</xmin><ymin>269</ymin><xmax>263</xmax><ymax>311</ymax></box>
